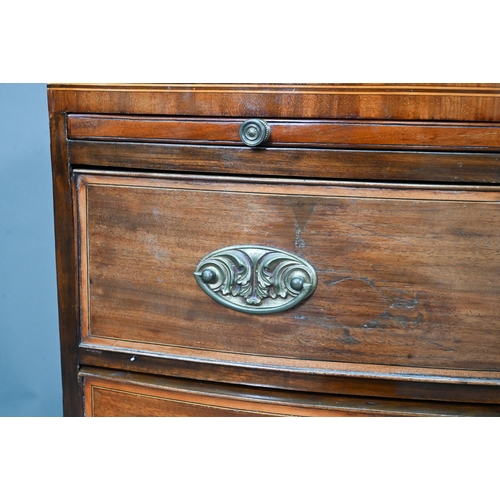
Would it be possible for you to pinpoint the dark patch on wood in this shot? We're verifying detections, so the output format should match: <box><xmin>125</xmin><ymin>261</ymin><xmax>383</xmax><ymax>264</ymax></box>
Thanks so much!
<box><xmin>341</xmin><ymin>328</ymin><xmax>360</xmax><ymax>345</ymax></box>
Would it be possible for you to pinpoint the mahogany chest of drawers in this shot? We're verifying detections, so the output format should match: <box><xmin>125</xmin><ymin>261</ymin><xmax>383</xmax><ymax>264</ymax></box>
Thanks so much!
<box><xmin>49</xmin><ymin>84</ymin><xmax>500</xmax><ymax>416</ymax></box>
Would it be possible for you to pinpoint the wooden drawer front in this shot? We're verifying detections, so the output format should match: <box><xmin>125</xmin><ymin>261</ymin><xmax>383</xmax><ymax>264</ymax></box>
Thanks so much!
<box><xmin>49</xmin><ymin>84</ymin><xmax>500</xmax><ymax>121</ymax></box>
<box><xmin>78</xmin><ymin>172</ymin><xmax>500</xmax><ymax>372</ymax></box>
<box><xmin>82</xmin><ymin>370</ymin><xmax>500</xmax><ymax>417</ymax></box>
<box><xmin>68</xmin><ymin>114</ymin><xmax>500</xmax><ymax>151</ymax></box>
<box><xmin>84</xmin><ymin>376</ymin><xmax>275</xmax><ymax>417</ymax></box>
<box><xmin>68</xmin><ymin>141</ymin><xmax>500</xmax><ymax>184</ymax></box>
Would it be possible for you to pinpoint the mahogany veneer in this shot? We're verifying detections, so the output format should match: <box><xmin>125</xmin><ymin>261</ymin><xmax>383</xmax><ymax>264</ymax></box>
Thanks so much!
<box><xmin>49</xmin><ymin>84</ymin><xmax>500</xmax><ymax>416</ymax></box>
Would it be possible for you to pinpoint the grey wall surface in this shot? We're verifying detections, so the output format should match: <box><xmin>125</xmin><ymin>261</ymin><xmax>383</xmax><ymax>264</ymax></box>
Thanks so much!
<box><xmin>0</xmin><ymin>84</ymin><xmax>62</xmax><ymax>416</ymax></box>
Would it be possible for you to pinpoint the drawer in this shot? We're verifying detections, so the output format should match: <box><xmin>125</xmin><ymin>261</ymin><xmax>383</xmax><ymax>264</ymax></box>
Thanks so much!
<box><xmin>68</xmin><ymin>115</ymin><xmax>500</xmax><ymax>184</ymax></box>
<box><xmin>68</xmin><ymin>114</ymin><xmax>500</xmax><ymax>151</ymax></box>
<box><xmin>50</xmin><ymin>84</ymin><xmax>500</xmax><ymax>416</ymax></box>
<box><xmin>81</xmin><ymin>368</ymin><xmax>500</xmax><ymax>417</ymax></box>
<box><xmin>77</xmin><ymin>171</ymin><xmax>500</xmax><ymax>373</ymax></box>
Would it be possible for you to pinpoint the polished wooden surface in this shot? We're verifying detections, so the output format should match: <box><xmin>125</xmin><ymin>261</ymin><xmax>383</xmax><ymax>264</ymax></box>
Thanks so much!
<box><xmin>49</xmin><ymin>84</ymin><xmax>500</xmax><ymax>121</ymax></box>
<box><xmin>78</xmin><ymin>172</ymin><xmax>500</xmax><ymax>371</ymax></box>
<box><xmin>82</xmin><ymin>368</ymin><xmax>500</xmax><ymax>417</ymax></box>
<box><xmin>79</xmin><ymin>346</ymin><xmax>500</xmax><ymax>404</ymax></box>
<box><xmin>68</xmin><ymin>114</ymin><xmax>500</xmax><ymax>151</ymax></box>
<box><xmin>69</xmin><ymin>141</ymin><xmax>500</xmax><ymax>184</ymax></box>
<box><xmin>49</xmin><ymin>84</ymin><xmax>500</xmax><ymax>416</ymax></box>
<box><xmin>50</xmin><ymin>112</ymin><xmax>82</xmax><ymax>416</ymax></box>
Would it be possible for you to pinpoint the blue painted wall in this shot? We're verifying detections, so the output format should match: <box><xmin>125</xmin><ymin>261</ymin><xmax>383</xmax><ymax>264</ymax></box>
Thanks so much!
<box><xmin>0</xmin><ymin>84</ymin><xmax>62</xmax><ymax>416</ymax></box>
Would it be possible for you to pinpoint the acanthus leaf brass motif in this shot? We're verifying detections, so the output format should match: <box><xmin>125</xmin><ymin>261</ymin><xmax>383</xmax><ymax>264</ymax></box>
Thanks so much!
<box><xmin>194</xmin><ymin>245</ymin><xmax>317</xmax><ymax>314</ymax></box>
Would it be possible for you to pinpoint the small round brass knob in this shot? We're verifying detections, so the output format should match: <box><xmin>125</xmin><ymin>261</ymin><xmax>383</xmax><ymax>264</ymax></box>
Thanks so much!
<box><xmin>239</xmin><ymin>119</ymin><xmax>271</xmax><ymax>147</ymax></box>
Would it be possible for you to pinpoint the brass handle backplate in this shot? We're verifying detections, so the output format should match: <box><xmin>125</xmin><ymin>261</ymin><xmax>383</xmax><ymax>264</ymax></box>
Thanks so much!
<box><xmin>239</xmin><ymin>119</ymin><xmax>270</xmax><ymax>147</ymax></box>
<box><xmin>194</xmin><ymin>245</ymin><xmax>317</xmax><ymax>314</ymax></box>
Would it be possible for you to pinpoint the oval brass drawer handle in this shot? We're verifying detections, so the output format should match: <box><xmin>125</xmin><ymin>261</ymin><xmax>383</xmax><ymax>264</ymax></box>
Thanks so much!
<box><xmin>194</xmin><ymin>245</ymin><xmax>317</xmax><ymax>314</ymax></box>
<box><xmin>239</xmin><ymin>119</ymin><xmax>270</xmax><ymax>147</ymax></box>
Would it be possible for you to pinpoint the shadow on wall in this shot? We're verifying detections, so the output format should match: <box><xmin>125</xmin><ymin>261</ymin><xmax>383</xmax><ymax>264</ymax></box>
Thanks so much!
<box><xmin>0</xmin><ymin>84</ymin><xmax>62</xmax><ymax>416</ymax></box>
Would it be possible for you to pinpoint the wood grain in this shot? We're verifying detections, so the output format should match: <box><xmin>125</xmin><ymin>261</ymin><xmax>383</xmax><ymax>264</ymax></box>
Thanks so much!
<box><xmin>49</xmin><ymin>112</ymin><xmax>82</xmax><ymax>417</ymax></box>
<box><xmin>69</xmin><ymin>140</ymin><xmax>500</xmax><ymax>184</ymax></box>
<box><xmin>78</xmin><ymin>173</ymin><xmax>500</xmax><ymax>372</ymax></box>
<box><xmin>79</xmin><ymin>347</ymin><xmax>500</xmax><ymax>404</ymax></box>
<box><xmin>49</xmin><ymin>84</ymin><xmax>500</xmax><ymax>416</ymax></box>
<box><xmin>82</xmin><ymin>368</ymin><xmax>500</xmax><ymax>416</ymax></box>
<box><xmin>67</xmin><ymin>115</ymin><xmax>500</xmax><ymax>151</ymax></box>
<box><xmin>48</xmin><ymin>84</ymin><xmax>500</xmax><ymax>121</ymax></box>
